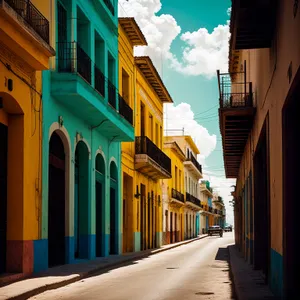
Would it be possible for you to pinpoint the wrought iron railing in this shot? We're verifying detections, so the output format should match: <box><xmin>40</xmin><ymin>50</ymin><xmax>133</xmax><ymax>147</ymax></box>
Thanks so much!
<box><xmin>5</xmin><ymin>0</ymin><xmax>50</xmax><ymax>44</ymax></box>
<box><xmin>94</xmin><ymin>65</ymin><xmax>105</xmax><ymax>97</ymax></box>
<box><xmin>135</xmin><ymin>136</ymin><xmax>171</xmax><ymax>175</ymax></box>
<box><xmin>103</xmin><ymin>0</ymin><xmax>114</xmax><ymax>16</ymax></box>
<box><xmin>57</xmin><ymin>42</ymin><xmax>91</xmax><ymax>84</ymax></box>
<box><xmin>217</xmin><ymin>70</ymin><xmax>254</xmax><ymax>109</ymax></box>
<box><xmin>119</xmin><ymin>94</ymin><xmax>133</xmax><ymax>125</ymax></box>
<box><xmin>108</xmin><ymin>80</ymin><xmax>117</xmax><ymax>109</ymax></box>
<box><xmin>186</xmin><ymin>152</ymin><xmax>202</xmax><ymax>174</ymax></box>
<box><xmin>171</xmin><ymin>188</ymin><xmax>185</xmax><ymax>203</ymax></box>
<box><xmin>186</xmin><ymin>192</ymin><xmax>201</xmax><ymax>207</ymax></box>
<box><xmin>208</xmin><ymin>206</ymin><xmax>213</xmax><ymax>213</ymax></box>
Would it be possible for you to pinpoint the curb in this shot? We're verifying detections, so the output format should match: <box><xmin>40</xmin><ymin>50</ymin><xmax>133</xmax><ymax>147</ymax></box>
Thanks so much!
<box><xmin>8</xmin><ymin>235</ymin><xmax>208</xmax><ymax>300</ymax></box>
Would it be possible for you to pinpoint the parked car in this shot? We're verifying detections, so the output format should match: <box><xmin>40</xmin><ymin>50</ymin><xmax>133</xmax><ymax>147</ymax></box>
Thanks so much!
<box><xmin>208</xmin><ymin>225</ymin><xmax>223</xmax><ymax>237</ymax></box>
<box><xmin>224</xmin><ymin>225</ymin><xmax>232</xmax><ymax>232</ymax></box>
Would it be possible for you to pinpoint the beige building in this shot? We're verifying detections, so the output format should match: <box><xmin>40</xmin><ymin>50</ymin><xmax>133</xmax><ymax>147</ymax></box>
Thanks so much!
<box><xmin>218</xmin><ymin>0</ymin><xmax>300</xmax><ymax>297</ymax></box>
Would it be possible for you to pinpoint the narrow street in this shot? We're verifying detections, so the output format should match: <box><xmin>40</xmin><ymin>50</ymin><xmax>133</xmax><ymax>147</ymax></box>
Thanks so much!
<box><xmin>30</xmin><ymin>233</ymin><xmax>235</xmax><ymax>300</ymax></box>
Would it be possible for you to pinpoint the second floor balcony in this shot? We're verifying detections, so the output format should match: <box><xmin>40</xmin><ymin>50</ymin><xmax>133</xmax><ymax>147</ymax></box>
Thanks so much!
<box><xmin>217</xmin><ymin>69</ymin><xmax>256</xmax><ymax>178</ymax></box>
<box><xmin>185</xmin><ymin>193</ymin><xmax>201</xmax><ymax>211</ymax></box>
<box><xmin>171</xmin><ymin>188</ymin><xmax>185</xmax><ymax>207</ymax></box>
<box><xmin>184</xmin><ymin>152</ymin><xmax>203</xmax><ymax>179</ymax></box>
<box><xmin>51</xmin><ymin>41</ymin><xmax>134</xmax><ymax>142</ymax></box>
<box><xmin>135</xmin><ymin>136</ymin><xmax>172</xmax><ymax>180</ymax></box>
<box><xmin>0</xmin><ymin>0</ymin><xmax>55</xmax><ymax>70</ymax></box>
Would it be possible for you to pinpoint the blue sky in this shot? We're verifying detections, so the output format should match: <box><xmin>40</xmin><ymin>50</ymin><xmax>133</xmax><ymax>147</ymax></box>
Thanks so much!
<box><xmin>119</xmin><ymin>0</ymin><xmax>234</xmax><ymax>223</ymax></box>
<box><xmin>160</xmin><ymin>0</ymin><xmax>230</xmax><ymax>173</ymax></box>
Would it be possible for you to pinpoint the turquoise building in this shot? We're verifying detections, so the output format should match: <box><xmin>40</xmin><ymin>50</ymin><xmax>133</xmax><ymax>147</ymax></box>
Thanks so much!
<box><xmin>35</xmin><ymin>0</ymin><xmax>134</xmax><ymax>272</ymax></box>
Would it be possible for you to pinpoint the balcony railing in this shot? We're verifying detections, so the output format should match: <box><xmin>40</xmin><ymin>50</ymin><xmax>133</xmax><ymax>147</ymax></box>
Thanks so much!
<box><xmin>94</xmin><ymin>65</ymin><xmax>105</xmax><ymax>97</ymax></box>
<box><xmin>186</xmin><ymin>193</ymin><xmax>201</xmax><ymax>207</ymax></box>
<box><xmin>103</xmin><ymin>0</ymin><xmax>114</xmax><ymax>16</ymax></box>
<box><xmin>172</xmin><ymin>188</ymin><xmax>185</xmax><ymax>203</ymax></box>
<box><xmin>57</xmin><ymin>41</ymin><xmax>91</xmax><ymax>84</ymax></box>
<box><xmin>208</xmin><ymin>206</ymin><xmax>213</xmax><ymax>213</ymax></box>
<box><xmin>119</xmin><ymin>94</ymin><xmax>133</xmax><ymax>125</ymax></box>
<box><xmin>108</xmin><ymin>80</ymin><xmax>117</xmax><ymax>109</ymax></box>
<box><xmin>5</xmin><ymin>0</ymin><xmax>50</xmax><ymax>44</ymax></box>
<box><xmin>218</xmin><ymin>71</ymin><xmax>253</xmax><ymax>109</ymax></box>
<box><xmin>135</xmin><ymin>136</ymin><xmax>171</xmax><ymax>174</ymax></box>
<box><xmin>187</xmin><ymin>152</ymin><xmax>202</xmax><ymax>174</ymax></box>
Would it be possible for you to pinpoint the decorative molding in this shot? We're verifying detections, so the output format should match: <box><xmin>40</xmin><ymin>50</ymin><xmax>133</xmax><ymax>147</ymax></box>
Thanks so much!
<box><xmin>0</xmin><ymin>40</ymin><xmax>34</xmax><ymax>78</ymax></box>
<box><xmin>139</xmin><ymin>88</ymin><xmax>162</xmax><ymax>122</ymax></box>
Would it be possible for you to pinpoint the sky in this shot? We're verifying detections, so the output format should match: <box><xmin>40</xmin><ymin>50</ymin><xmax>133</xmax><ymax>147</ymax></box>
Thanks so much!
<box><xmin>118</xmin><ymin>0</ymin><xmax>235</xmax><ymax>225</ymax></box>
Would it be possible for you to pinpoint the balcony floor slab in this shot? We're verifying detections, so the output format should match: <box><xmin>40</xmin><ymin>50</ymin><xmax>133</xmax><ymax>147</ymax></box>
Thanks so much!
<box><xmin>51</xmin><ymin>72</ymin><xmax>134</xmax><ymax>142</ymax></box>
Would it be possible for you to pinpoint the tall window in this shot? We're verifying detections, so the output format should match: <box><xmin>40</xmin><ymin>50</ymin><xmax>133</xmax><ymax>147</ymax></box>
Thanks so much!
<box><xmin>175</xmin><ymin>166</ymin><xmax>178</xmax><ymax>190</ymax></box>
<box><xmin>140</xmin><ymin>103</ymin><xmax>145</xmax><ymax>136</ymax></box>
<box><xmin>149</xmin><ymin>114</ymin><xmax>153</xmax><ymax>140</ymax></box>
<box><xmin>122</xmin><ymin>69</ymin><xmax>130</xmax><ymax>104</ymax></box>
<box><xmin>179</xmin><ymin>170</ymin><xmax>182</xmax><ymax>192</ymax></box>
<box><xmin>155</xmin><ymin>123</ymin><xmax>159</xmax><ymax>146</ymax></box>
<box><xmin>160</xmin><ymin>126</ymin><xmax>162</xmax><ymax>148</ymax></box>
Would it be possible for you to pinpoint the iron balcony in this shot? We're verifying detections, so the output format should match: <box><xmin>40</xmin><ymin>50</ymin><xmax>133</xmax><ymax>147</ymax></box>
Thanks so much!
<box><xmin>135</xmin><ymin>136</ymin><xmax>172</xmax><ymax>180</ymax></box>
<box><xmin>186</xmin><ymin>192</ymin><xmax>201</xmax><ymax>211</ymax></box>
<box><xmin>171</xmin><ymin>188</ymin><xmax>185</xmax><ymax>207</ymax></box>
<box><xmin>184</xmin><ymin>152</ymin><xmax>203</xmax><ymax>179</ymax></box>
<box><xmin>217</xmin><ymin>68</ymin><xmax>256</xmax><ymax>178</ymax></box>
<box><xmin>51</xmin><ymin>41</ymin><xmax>134</xmax><ymax>142</ymax></box>
<box><xmin>0</xmin><ymin>0</ymin><xmax>55</xmax><ymax>70</ymax></box>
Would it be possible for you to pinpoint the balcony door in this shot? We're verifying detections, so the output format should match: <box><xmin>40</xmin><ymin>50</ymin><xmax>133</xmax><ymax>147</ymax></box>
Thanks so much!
<box><xmin>140</xmin><ymin>103</ymin><xmax>145</xmax><ymax>137</ymax></box>
<box><xmin>57</xmin><ymin>1</ymin><xmax>70</xmax><ymax>72</ymax></box>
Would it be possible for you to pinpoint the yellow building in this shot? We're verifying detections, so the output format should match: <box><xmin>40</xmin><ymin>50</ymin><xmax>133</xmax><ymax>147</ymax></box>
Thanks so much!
<box><xmin>162</xmin><ymin>137</ymin><xmax>186</xmax><ymax>244</ymax></box>
<box><xmin>212</xmin><ymin>194</ymin><xmax>225</xmax><ymax>228</ymax></box>
<box><xmin>0</xmin><ymin>0</ymin><xmax>55</xmax><ymax>276</ymax></box>
<box><xmin>119</xmin><ymin>18</ymin><xmax>173</xmax><ymax>252</ymax></box>
<box><xmin>200</xmin><ymin>181</ymin><xmax>214</xmax><ymax>232</ymax></box>
<box><xmin>163</xmin><ymin>136</ymin><xmax>203</xmax><ymax>240</ymax></box>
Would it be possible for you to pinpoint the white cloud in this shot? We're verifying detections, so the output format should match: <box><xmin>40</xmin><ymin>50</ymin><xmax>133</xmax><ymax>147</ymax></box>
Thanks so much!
<box><xmin>171</xmin><ymin>23</ymin><xmax>230</xmax><ymax>78</ymax></box>
<box><xmin>118</xmin><ymin>0</ymin><xmax>230</xmax><ymax>78</ymax></box>
<box><xmin>227</xmin><ymin>7</ymin><xmax>232</xmax><ymax>16</ymax></box>
<box><xmin>164</xmin><ymin>103</ymin><xmax>217</xmax><ymax>164</ymax></box>
<box><xmin>203</xmin><ymin>174</ymin><xmax>236</xmax><ymax>226</ymax></box>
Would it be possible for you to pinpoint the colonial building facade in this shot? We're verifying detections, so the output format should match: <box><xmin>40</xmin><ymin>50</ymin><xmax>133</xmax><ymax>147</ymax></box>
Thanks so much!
<box><xmin>0</xmin><ymin>0</ymin><xmax>55</xmax><ymax>278</ymax></box>
<box><xmin>218</xmin><ymin>0</ymin><xmax>300</xmax><ymax>297</ymax></box>
<box><xmin>162</xmin><ymin>137</ymin><xmax>185</xmax><ymax>244</ymax></box>
<box><xmin>40</xmin><ymin>0</ymin><xmax>134</xmax><ymax>272</ymax></box>
<box><xmin>118</xmin><ymin>17</ymin><xmax>147</xmax><ymax>253</ymax></box>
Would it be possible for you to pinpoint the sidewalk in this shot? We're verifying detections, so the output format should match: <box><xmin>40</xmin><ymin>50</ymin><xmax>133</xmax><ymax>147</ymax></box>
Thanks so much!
<box><xmin>0</xmin><ymin>235</ymin><xmax>207</xmax><ymax>300</ymax></box>
<box><xmin>228</xmin><ymin>245</ymin><xmax>278</xmax><ymax>300</ymax></box>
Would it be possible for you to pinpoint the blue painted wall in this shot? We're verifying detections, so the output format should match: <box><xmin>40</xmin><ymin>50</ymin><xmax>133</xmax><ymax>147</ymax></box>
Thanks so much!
<box><xmin>34</xmin><ymin>0</ymin><xmax>125</xmax><ymax>272</ymax></box>
<box><xmin>270</xmin><ymin>249</ymin><xmax>283</xmax><ymax>298</ymax></box>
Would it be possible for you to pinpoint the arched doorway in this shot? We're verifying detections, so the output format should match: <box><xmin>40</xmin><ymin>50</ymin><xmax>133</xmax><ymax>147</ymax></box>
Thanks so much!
<box><xmin>110</xmin><ymin>161</ymin><xmax>118</xmax><ymax>255</ymax></box>
<box><xmin>48</xmin><ymin>131</ymin><xmax>66</xmax><ymax>267</ymax></box>
<box><xmin>74</xmin><ymin>141</ymin><xmax>89</xmax><ymax>259</ymax></box>
<box><xmin>0</xmin><ymin>92</ymin><xmax>24</xmax><ymax>273</ymax></box>
<box><xmin>95</xmin><ymin>153</ymin><xmax>105</xmax><ymax>257</ymax></box>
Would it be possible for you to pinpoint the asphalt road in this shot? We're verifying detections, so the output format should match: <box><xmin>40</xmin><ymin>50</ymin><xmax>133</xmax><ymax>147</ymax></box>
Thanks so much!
<box><xmin>30</xmin><ymin>232</ymin><xmax>235</xmax><ymax>300</ymax></box>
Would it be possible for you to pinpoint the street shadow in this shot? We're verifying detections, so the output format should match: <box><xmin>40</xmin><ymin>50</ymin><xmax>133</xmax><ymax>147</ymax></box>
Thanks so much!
<box><xmin>215</xmin><ymin>247</ymin><xmax>230</xmax><ymax>261</ymax></box>
<box><xmin>213</xmin><ymin>246</ymin><xmax>237</xmax><ymax>300</ymax></box>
